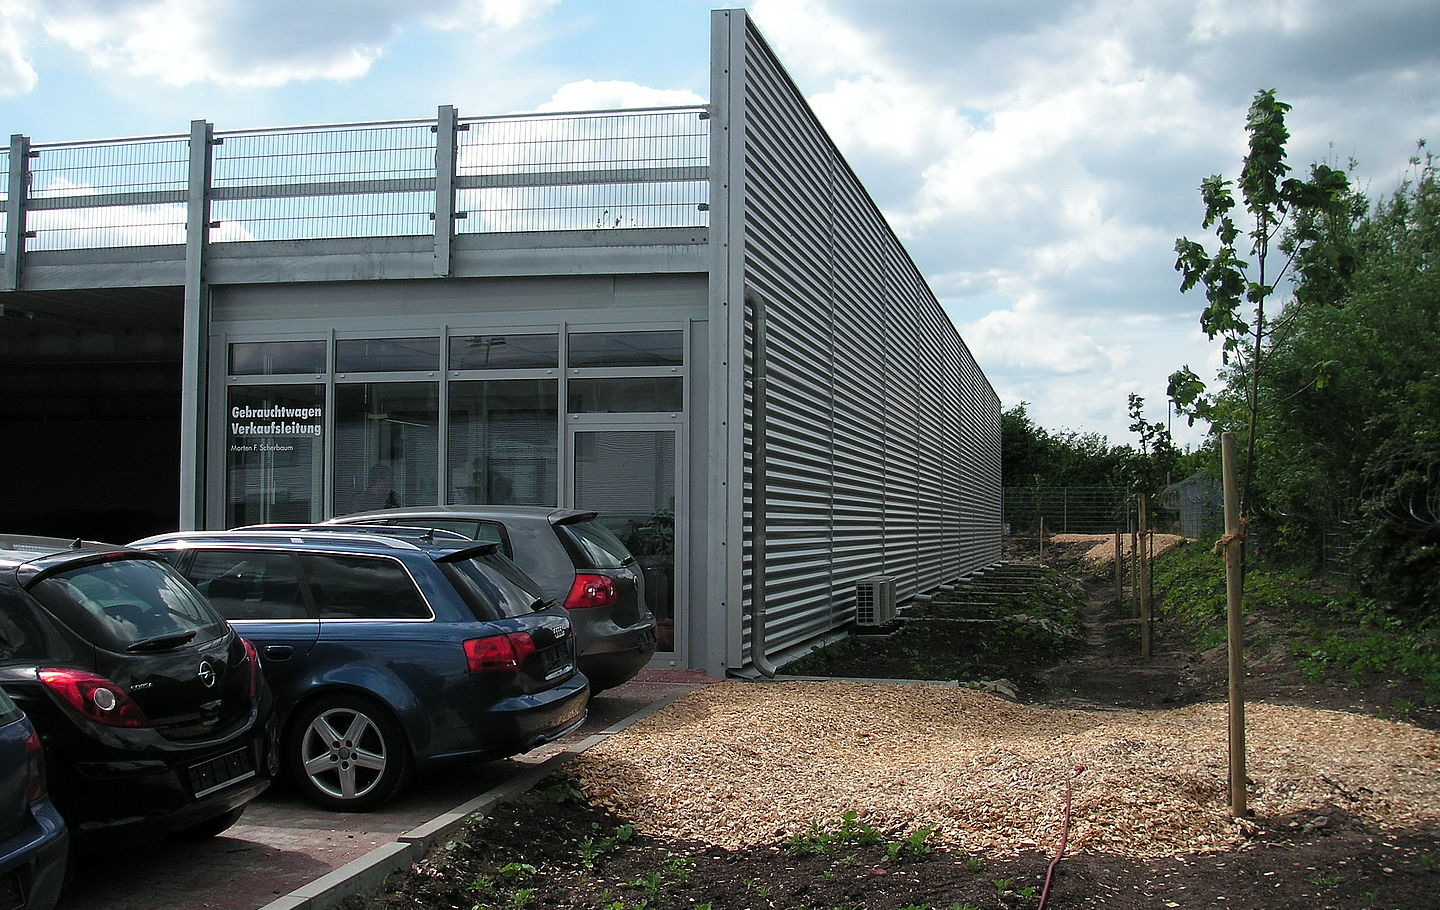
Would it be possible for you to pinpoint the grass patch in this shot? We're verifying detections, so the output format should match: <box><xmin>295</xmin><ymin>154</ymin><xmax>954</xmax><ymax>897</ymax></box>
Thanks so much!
<box><xmin>1152</xmin><ymin>540</ymin><xmax>1440</xmax><ymax>711</ymax></box>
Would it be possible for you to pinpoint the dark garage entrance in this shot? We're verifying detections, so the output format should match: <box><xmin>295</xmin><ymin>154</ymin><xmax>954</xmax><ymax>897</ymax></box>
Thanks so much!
<box><xmin>0</xmin><ymin>288</ymin><xmax>183</xmax><ymax>543</ymax></box>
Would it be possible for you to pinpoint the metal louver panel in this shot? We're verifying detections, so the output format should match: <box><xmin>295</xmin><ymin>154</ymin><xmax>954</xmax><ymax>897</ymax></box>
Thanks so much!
<box><xmin>719</xmin><ymin>12</ymin><xmax>1002</xmax><ymax>665</ymax></box>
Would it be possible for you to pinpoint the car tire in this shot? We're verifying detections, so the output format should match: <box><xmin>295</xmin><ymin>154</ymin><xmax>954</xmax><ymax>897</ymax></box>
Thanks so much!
<box><xmin>286</xmin><ymin>695</ymin><xmax>411</xmax><ymax>812</ymax></box>
<box><xmin>170</xmin><ymin>805</ymin><xmax>246</xmax><ymax>840</ymax></box>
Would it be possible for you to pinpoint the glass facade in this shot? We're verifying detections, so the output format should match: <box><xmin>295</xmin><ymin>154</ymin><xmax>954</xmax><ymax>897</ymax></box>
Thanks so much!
<box><xmin>222</xmin><ymin>328</ymin><xmax>682</xmax><ymax>520</ymax></box>
<box><xmin>334</xmin><ymin>382</ymin><xmax>439</xmax><ymax>513</ymax></box>
<box><xmin>225</xmin><ymin>385</ymin><xmax>324</xmax><ymax>527</ymax></box>
<box><xmin>448</xmin><ymin>379</ymin><xmax>558</xmax><ymax>505</ymax></box>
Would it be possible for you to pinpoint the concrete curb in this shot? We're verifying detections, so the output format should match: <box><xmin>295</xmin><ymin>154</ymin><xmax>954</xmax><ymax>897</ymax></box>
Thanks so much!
<box><xmin>256</xmin><ymin>685</ymin><xmax>701</xmax><ymax>910</ymax></box>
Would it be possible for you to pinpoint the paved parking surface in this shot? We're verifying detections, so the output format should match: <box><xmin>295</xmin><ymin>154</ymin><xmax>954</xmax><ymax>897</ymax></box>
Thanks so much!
<box><xmin>59</xmin><ymin>670</ymin><xmax>718</xmax><ymax>910</ymax></box>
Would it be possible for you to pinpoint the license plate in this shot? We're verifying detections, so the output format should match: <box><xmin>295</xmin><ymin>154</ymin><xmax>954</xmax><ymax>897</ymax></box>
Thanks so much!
<box><xmin>188</xmin><ymin>747</ymin><xmax>256</xmax><ymax>799</ymax></box>
<box><xmin>538</xmin><ymin>645</ymin><xmax>573</xmax><ymax>680</ymax></box>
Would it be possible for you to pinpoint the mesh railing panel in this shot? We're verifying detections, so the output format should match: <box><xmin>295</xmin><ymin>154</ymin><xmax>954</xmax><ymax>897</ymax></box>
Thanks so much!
<box><xmin>455</xmin><ymin>109</ymin><xmax>709</xmax><ymax>233</ymax></box>
<box><xmin>211</xmin><ymin>123</ymin><xmax>436</xmax><ymax>242</ymax></box>
<box><xmin>25</xmin><ymin>138</ymin><xmax>189</xmax><ymax>250</ymax></box>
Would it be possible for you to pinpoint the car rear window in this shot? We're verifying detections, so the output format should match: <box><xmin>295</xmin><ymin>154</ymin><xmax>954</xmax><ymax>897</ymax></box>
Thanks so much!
<box><xmin>556</xmin><ymin>518</ymin><xmax>633</xmax><ymax>570</ymax></box>
<box><xmin>28</xmin><ymin>558</ymin><xmax>229</xmax><ymax>653</ymax></box>
<box><xmin>439</xmin><ymin>551</ymin><xmax>549</xmax><ymax>620</ymax></box>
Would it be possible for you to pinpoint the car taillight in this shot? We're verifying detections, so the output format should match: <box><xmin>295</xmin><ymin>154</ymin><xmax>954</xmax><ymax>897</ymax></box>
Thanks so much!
<box><xmin>241</xmin><ymin>637</ymin><xmax>262</xmax><ymax>699</ymax></box>
<box><xmin>463</xmin><ymin>632</ymin><xmax>537</xmax><ymax>673</ymax></box>
<box><xmin>24</xmin><ymin>731</ymin><xmax>45</xmax><ymax>803</ymax></box>
<box><xmin>37</xmin><ymin>668</ymin><xmax>151</xmax><ymax>728</ymax></box>
<box><xmin>564</xmin><ymin>573</ymin><xmax>618</xmax><ymax>609</ymax></box>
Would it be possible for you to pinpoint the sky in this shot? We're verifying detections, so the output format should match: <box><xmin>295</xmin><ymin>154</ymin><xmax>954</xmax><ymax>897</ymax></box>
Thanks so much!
<box><xmin>3</xmin><ymin>0</ymin><xmax>1437</xmax><ymax>448</ymax></box>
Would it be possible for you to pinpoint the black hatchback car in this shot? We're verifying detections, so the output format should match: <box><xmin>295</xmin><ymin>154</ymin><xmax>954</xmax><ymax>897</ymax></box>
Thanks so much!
<box><xmin>132</xmin><ymin>529</ymin><xmax>589</xmax><ymax>811</ymax></box>
<box><xmin>0</xmin><ymin>536</ymin><xmax>274</xmax><ymax>844</ymax></box>
<box><xmin>328</xmin><ymin>507</ymin><xmax>657</xmax><ymax>691</ymax></box>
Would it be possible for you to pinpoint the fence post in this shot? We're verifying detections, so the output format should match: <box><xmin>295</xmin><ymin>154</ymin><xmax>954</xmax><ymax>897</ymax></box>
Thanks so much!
<box><xmin>1114</xmin><ymin>527</ymin><xmax>1123</xmax><ymax>605</ymax></box>
<box><xmin>4</xmin><ymin>134</ymin><xmax>30</xmax><ymax>292</ymax></box>
<box><xmin>1038</xmin><ymin>516</ymin><xmax>1046</xmax><ymax>561</ymax></box>
<box><xmin>433</xmin><ymin>104</ymin><xmax>460</xmax><ymax>277</ymax></box>
<box><xmin>1139</xmin><ymin>493</ymin><xmax>1151</xmax><ymax>658</ymax></box>
<box><xmin>1129</xmin><ymin>505</ymin><xmax>1139</xmax><ymax>619</ymax></box>
<box><xmin>1221</xmin><ymin>432</ymin><xmax>1247</xmax><ymax>817</ymax></box>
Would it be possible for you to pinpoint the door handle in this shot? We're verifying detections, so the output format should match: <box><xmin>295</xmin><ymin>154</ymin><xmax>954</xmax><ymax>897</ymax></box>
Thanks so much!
<box><xmin>263</xmin><ymin>645</ymin><xmax>294</xmax><ymax>660</ymax></box>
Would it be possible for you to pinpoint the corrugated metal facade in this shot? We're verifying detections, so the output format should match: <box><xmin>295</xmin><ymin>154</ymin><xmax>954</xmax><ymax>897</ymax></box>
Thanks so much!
<box><xmin>711</xmin><ymin>10</ymin><xmax>1002</xmax><ymax>664</ymax></box>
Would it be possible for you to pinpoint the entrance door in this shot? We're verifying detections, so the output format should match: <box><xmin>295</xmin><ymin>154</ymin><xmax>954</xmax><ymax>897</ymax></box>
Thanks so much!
<box><xmin>569</xmin><ymin>424</ymin><xmax>681</xmax><ymax>657</ymax></box>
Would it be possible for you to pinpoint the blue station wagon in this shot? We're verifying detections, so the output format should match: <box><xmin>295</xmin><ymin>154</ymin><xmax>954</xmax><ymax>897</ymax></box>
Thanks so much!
<box><xmin>132</xmin><ymin>529</ymin><xmax>589</xmax><ymax>811</ymax></box>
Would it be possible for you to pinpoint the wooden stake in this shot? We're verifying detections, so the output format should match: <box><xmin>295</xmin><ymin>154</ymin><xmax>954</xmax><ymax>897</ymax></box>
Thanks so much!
<box><xmin>1139</xmin><ymin>493</ymin><xmax>1150</xmax><ymax>658</ymax></box>
<box><xmin>1222</xmin><ymin>432</ymin><xmax>1247</xmax><ymax>817</ymax></box>
<box><xmin>1114</xmin><ymin>527</ymin><xmax>1123</xmax><ymax>605</ymax></box>
<box><xmin>1130</xmin><ymin>511</ymin><xmax>1139</xmax><ymax>618</ymax></box>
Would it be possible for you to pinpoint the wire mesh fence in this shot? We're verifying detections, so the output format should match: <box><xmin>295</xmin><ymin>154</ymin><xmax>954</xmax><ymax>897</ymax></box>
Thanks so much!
<box><xmin>1003</xmin><ymin>487</ymin><xmax>1128</xmax><ymax>535</ymax></box>
<box><xmin>11</xmin><ymin>106</ymin><xmax>712</xmax><ymax>254</ymax></box>
<box><xmin>25</xmin><ymin>137</ymin><xmax>190</xmax><ymax>250</ymax></box>
<box><xmin>211</xmin><ymin>121</ymin><xmax>436</xmax><ymax>243</ymax></box>
<box><xmin>1</xmin><ymin>146</ymin><xmax>7</xmax><ymax>256</ymax></box>
<box><xmin>456</xmin><ymin>108</ymin><xmax>709</xmax><ymax>233</ymax></box>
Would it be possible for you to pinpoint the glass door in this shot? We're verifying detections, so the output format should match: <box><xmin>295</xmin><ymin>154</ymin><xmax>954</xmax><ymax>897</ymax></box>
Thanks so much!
<box><xmin>569</xmin><ymin>425</ymin><xmax>681</xmax><ymax>656</ymax></box>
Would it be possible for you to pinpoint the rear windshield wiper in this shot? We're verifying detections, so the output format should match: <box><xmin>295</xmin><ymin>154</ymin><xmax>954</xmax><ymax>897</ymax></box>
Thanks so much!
<box><xmin>126</xmin><ymin>630</ymin><xmax>198</xmax><ymax>652</ymax></box>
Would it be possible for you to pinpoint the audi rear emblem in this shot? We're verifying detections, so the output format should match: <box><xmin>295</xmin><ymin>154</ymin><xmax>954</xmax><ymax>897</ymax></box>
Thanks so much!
<box><xmin>198</xmin><ymin>660</ymin><xmax>216</xmax><ymax>688</ymax></box>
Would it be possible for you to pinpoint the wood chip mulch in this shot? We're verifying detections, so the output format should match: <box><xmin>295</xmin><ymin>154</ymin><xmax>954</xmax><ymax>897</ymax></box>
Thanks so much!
<box><xmin>571</xmin><ymin>680</ymin><xmax>1440</xmax><ymax>859</ymax></box>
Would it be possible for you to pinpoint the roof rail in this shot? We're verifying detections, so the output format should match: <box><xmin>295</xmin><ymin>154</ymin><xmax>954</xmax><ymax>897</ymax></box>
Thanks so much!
<box><xmin>239</xmin><ymin>523</ymin><xmax>470</xmax><ymax>542</ymax></box>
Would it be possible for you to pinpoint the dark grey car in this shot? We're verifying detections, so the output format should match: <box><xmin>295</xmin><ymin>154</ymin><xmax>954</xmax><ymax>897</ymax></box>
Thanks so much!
<box><xmin>327</xmin><ymin>507</ymin><xmax>657</xmax><ymax>691</ymax></box>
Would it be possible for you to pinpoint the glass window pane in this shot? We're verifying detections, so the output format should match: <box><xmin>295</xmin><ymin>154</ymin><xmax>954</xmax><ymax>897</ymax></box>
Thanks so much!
<box><xmin>567</xmin><ymin>331</ymin><xmax>683</xmax><ymax>367</ymax></box>
<box><xmin>336</xmin><ymin>337</ymin><xmax>440</xmax><ymax>373</ymax></box>
<box><xmin>298</xmin><ymin>554</ymin><xmax>430</xmax><ymax>619</ymax></box>
<box><xmin>335</xmin><ymin>382</ymin><xmax>439</xmax><ymax>513</ymax></box>
<box><xmin>449</xmin><ymin>333</ymin><xmax>559</xmax><ymax>370</ymax></box>
<box><xmin>229</xmin><ymin>341</ymin><xmax>325</xmax><ymax>376</ymax></box>
<box><xmin>184</xmin><ymin>550</ymin><xmax>309</xmax><ymax>621</ymax></box>
<box><xmin>448</xmin><ymin>379</ymin><xmax>557</xmax><ymax>506</ymax></box>
<box><xmin>227</xmin><ymin>385</ymin><xmax>325</xmax><ymax>527</ymax></box>
<box><xmin>573</xmin><ymin>430</ymin><xmax>676</xmax><ymax>651</ymax></box>
<box><xmin>567</xmin><ymin>377</ymin><xmax>682</xmax><ymax>413</ymax></box>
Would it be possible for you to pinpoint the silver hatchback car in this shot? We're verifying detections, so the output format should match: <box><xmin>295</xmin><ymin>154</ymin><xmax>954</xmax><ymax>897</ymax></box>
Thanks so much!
<box><xmin>327</xmin><ymin>507</ymin><xmax>657</xmax><ymax>692</ymax></box>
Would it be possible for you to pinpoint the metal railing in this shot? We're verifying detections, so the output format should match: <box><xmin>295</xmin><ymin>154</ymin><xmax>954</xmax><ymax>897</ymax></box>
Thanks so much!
<box><xmin>456</xmin><ymin>108</ymin><xmax>709</xmax><ymax>233</ymax></box>
<box><xmin>25</xmin><ymin>136</ymin><xmax>190</xmax><ymax>251</ymax></box>
<box><xmin>12</xmin><ymin>106</ymin><xmax>711</xmax><ymax>253</ymax></box>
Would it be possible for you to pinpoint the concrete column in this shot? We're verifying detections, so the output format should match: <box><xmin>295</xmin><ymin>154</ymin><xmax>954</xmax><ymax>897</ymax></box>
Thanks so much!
<box><xmin>3</xmin><ymin>135</ymin><xmax>30</xmax><ymax>292</ymax></box>
<box><xmin>179</xmin><ymin>120</ymin><xmax>215</xmax><ymax>529</ymax></box>
<box><xmin>433</xmin><ymin>105</ymin><xmax>460</xmax><ymax>277</ymax></box>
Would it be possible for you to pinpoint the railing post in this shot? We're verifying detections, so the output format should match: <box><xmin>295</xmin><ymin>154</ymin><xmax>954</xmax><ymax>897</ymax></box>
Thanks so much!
<box><xmin>433</xmin><ymin>105</ymin><xmax>460</xmax><ymax>277</ymax></box>
<box><xmin>3</xmin><ymin>134</ymin><xmax>30</xmax><ymax>292</ymax></box>
<box><xmin>179</xmin><ymin>120</ymin><xmax>215</xmax><ymax>530</ymax></box>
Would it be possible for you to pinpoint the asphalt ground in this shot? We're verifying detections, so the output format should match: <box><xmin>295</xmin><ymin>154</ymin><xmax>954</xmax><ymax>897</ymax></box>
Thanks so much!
<box><xmin>58</xmin><ymin>669</ymin><xmax>719</xmax><ymax>910</ymax></box>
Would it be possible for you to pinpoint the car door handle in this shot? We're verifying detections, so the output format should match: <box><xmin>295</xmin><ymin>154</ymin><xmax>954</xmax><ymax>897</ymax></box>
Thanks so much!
<box><xmin>263</xmin><ymin>645</ymin><xmax>294</xmax><ymax>660</ymax></box>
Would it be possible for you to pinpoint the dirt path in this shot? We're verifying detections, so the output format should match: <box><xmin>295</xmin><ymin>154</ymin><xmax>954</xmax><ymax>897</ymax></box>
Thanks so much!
<box><xmin>1034</xmin><ymin>566</ymin><xmax>1205</xmax><ymax>709</ymax></box>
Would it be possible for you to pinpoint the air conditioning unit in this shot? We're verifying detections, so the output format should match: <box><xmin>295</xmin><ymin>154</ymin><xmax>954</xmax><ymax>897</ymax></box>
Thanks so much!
<box><xmin>854</xmin><ymin>576</ymin><xmax>897</xmax><ymax>627</ymax></box>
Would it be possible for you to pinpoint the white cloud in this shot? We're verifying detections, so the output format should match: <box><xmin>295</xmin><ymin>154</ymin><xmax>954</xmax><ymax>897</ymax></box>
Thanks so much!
<box><xmin>532</xmin><ymin>79</ymin><xmax>703</xmax><ymax>113</ymax></box>
<box><xmin>960</xmin><ymin>307</ymin><xmax>1120</xmax><ymax>376</ymax></box>
<box><xmin>0</xmin><ymin>0</ymin><xmax>38</xmax><ymax>96</ymax></box>
<box><xmin>30</xmin><ymin>0</ymin><xmax>559</xmax><ymax>87</ymax></box>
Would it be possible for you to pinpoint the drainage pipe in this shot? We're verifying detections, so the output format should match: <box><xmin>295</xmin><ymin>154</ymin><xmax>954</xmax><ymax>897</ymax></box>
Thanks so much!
<box><xmin>748</xmin><ymin>295</ymin><xmax>778</xmax><ymax>679</ymax></box>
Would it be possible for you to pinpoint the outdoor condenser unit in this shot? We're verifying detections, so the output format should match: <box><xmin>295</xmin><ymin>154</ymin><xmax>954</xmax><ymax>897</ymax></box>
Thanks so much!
<box><xmin>854</xmin><ymin>576</ymin><xmax>898</xmax><ymax>626</ymax></box>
